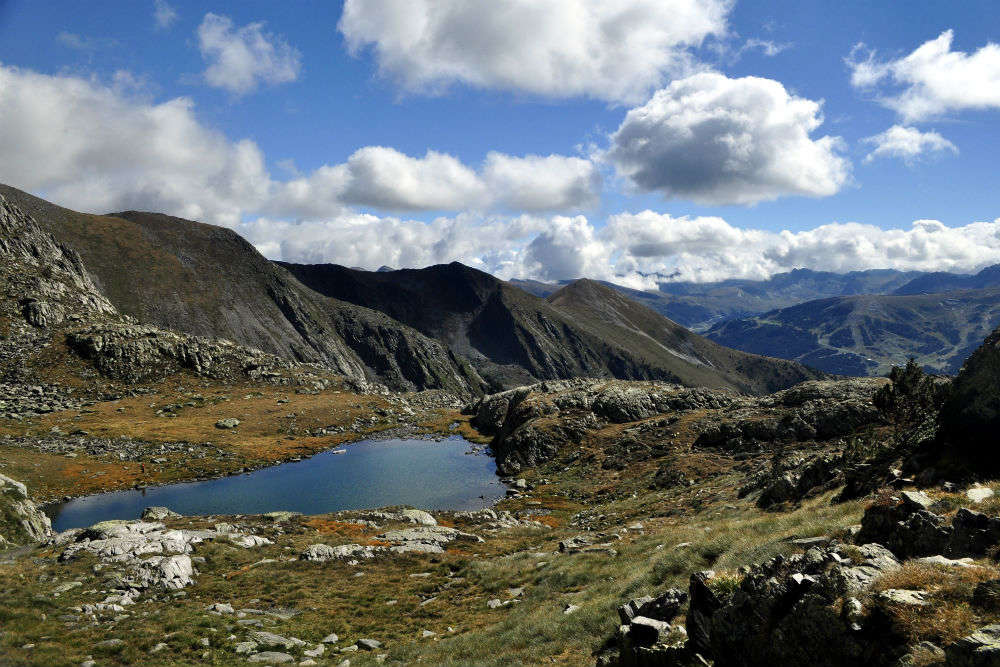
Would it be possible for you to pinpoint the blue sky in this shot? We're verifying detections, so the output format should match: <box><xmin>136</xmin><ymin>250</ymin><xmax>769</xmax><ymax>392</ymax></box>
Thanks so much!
<box><xmin>1</xmin><ymin>1</ymin><xmax>999</xmax><ymax>285</ymax></box>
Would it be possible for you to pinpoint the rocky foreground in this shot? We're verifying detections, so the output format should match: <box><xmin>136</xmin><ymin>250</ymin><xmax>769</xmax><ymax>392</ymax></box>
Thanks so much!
<box><xmin>2</xmin><ymin>357</ymin><xmax>1000</xmax><ymax>666</ymax></box>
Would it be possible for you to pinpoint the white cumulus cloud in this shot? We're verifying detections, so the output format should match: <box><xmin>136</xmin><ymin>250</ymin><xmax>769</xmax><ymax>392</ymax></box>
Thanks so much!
<box><xmin>198</xmin><ymin>13</ymin><xmax>301</xmax><ymax>95</ymax></box>
<box><xmin>848</xmin><ymin>30</ymin><xmax>1000</xmax><ymax>122</ymax></box>
<box><xmin>0</xmin><ymin>64</ymin><xmax>270</xmax><ymax>226</ymax></box>
<box><xmin>239</xmin><ymin>208</ymin><xmax>1000</xmax><ymax>290</ymax></box>
<box><xmin>863</xmin><ymin>125</ymin><xmax>957</xmax><ymax>165</ymax></box>
<box><xmin>338</xmin><ymin>0</ymin><xmax>730</xmax><ymax>103</ymax></box>
<box><xmin>269</xmin><ymin>148</ymin><xmax>601</xmax><ymax>217</ymax></box>
<box><xmin>0</xmin><ymin>65</ymin><xmax>599</xmax><ymax>225</ymax></box>
<box><xmin>482</xmin><ymin>153</ymin><xmax>602</xmax><ymax>212</ymax></box>
<box><xmin>602</xmin><ymin>212</ymin><xmax>1000</xmax><ymax>283</ymax></box>
<box><xmin>606</xmin><ymin>72</ymin><xmax>850</xmax><ymax>205</ymax></box>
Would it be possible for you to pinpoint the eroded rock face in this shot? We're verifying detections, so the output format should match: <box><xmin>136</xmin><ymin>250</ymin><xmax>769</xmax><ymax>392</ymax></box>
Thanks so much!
<box><xmin>0</xmin><ymin>473</ymin><xmax>53</xmax><ymax>547</ymax></box>
<box><xmin>66</xmin><ymin>323</ymin><xmax>300</xmax><ymax>384</ymax></box>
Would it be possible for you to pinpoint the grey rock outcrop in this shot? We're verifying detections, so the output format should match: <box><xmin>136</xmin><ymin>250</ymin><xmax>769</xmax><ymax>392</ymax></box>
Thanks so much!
<box><xmin>0</xmin><ymin>473</ymin><xmax>53</xmax><ymax>546</ymax></box>
<box><xmin>52</xmin><ymin>519</ymin><xmax>271</xmax><ymax>614</ymax></box>
<box><xmin>467</xmin><ymin>377</ymin><xmax>882</xmax><ymax>476</ymax></box>
<box><xmin>300</xmin><ymin>525</ymin><xmax>482</xmax><ymax>561</ymax></box>
<box><xmin>945</xmin><ymin>624</ymin><xmax>1000</xmax><ymax>666</ymax></box>
<box><xmin>610</xmin><ymin>543</ymin><xmax>908</xmax><ymax>667</ymax></box>
<box><xmin>857</xmin><ymin>493</ymin><xmax>1000</xmax><ymax>559</ymax></box>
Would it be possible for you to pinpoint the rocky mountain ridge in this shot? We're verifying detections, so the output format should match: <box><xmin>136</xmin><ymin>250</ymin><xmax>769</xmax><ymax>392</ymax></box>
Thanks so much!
<box><xmin>281</xmin><ymin>262</ymin><xmax>821</xmax><ymax>393</ymax></box>
<box><xmin>0</xmin><ymin>184</ymin><xmax>478</xmax><ymax>395</ymax></box>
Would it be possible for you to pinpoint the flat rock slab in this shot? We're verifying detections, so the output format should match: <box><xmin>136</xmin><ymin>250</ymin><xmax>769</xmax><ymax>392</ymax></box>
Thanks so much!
<box><xmin>916</xmin><ymin>555</ymin><xmax>975</xmax><ymax>568</ymax></box>
<box><xmin>248</xmin><ymin>652</ymin><xmax>295</xmax><ymax>664</ymax></box>
<box><xmin>878</xmin><ymin>589</ymin><xmax>929</xmax><ymax>607</ymax></box>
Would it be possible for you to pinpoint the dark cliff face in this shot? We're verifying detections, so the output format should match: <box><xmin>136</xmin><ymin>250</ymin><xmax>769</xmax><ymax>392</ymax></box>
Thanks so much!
<box><xmin>939</xmin><ymin>324</ymin><xmax>1000</xmax><ymax>449</ymax></box>
<box><xmin>0</xmin><ymin>184</ymin><xmax>476</xmax><ymax>394</ymax></box>
<box><xmin>282</xmin><ymin>264</ymin><xmax>822</xmax><ymax>394</ymax></box>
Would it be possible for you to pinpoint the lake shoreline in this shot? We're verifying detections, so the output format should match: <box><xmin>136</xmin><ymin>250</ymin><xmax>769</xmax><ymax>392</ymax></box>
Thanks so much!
<box><xmin>45</xmin><ymin>435</ymin><xmax>506</xmax><ymax>531</ymax></box>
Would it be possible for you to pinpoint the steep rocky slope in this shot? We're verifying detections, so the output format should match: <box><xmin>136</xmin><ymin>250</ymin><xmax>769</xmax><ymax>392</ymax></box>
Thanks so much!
<box><xmin>282</xmin><ymin>262</ymin><xmax>820</xmax><ymax>393</ymax></box>
<box><xmin>0</xmin><ymin>184</ymin><xmax>477</xmax><ymax>393</ymax></box>
<box><xmin>547</xmin><ymin>280</ymin><xmax>824</xmax><ymax>394</ymax></box>
<box><xmin>706</xmin><ymin>289</ymin><xmax>1000</xmax><ymax>376</ymax></box>
<box><xmin>0</xmin><ymin>192</ymin><xmax>318</xmax><ymax>387</ymax></box>
<box><xmin>939</xmin><ymin>323</ymin><xmax>1000</xmax><ymax>447</ymax></box>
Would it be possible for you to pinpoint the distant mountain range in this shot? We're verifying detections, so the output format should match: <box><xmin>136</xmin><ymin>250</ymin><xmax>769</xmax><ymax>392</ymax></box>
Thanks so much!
<box><xmin>513</xmin><ymin>268</ymin><xmax>930</xmax><ymax>331</ymax></box>
<box><xmin>517</xmin><ymin>264</ymin><xmax>1000</xmax><ymax>376</ymax></box>
<box><xmin>705</xmin><ymin>289</ymin><xmax>1000</xmax><ymax>375</ymax></box>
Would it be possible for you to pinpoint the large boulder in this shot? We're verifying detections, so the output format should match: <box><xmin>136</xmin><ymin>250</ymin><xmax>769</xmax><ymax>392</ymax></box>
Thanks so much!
<box><xmin>0</xmin><ymin>473</ymin><xmax>53</xmax><ymax>546</ymax></box>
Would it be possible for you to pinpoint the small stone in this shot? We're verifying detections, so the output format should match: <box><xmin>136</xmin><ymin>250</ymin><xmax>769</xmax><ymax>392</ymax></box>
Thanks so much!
<box><xmin>248</xmin><ymin>652</ymin><xmax>295</xmax><ymax>664</ymax></box>
<box><xmin>916</xmin><ymin>555</ymin><xmax>975</xmax><ymax>568</ymax></box>
<box><xmin>150</xmin><ymin>642</ymin><xmax>168</xmax><ymax>653</ymax></box>
<box><xmin>487</xmin><ymin>598</ymin><xmax>503</xmax><ymax>609</ymax></box>
<box><xmin>357</xmin><ymin>638</ymin><xmax>381</xmax><ymax>651</ymax></box>
<box><xmin>563</xmin><ymin>604</ymin><xmax>580</xmax><ymax>615</ymax></box>
<box><xmin>321</xmin><ymin>633</ymin><xmax>339</xmax><ymax>644</ymax></box>
<box><xmin>235</xmin><ymin>641</ymin><xmax>258</xmax><ymax>654</ymax></box>
<box><xmin>215</xmin><ymin>417</ymin><xmax>241</xmax><ymax>429</ymax></box>
<box><xmin>95</xmin><ymin>638</ymin><xmax>124</xmax><ymax>649</ymax></box>
<box><xmin>340</xmin><ymin>645</ymin><xmax>358</xmax><ymax>653</ymax></box>
<box><xmin>421</xmin><ymin>630</ymin><xmax>436</xmax><ymax>638</ymax></box>
<box><xmin>304</xmin><ymin>644</ymin><xmax>325</xmax><ymax>658</ymax></box>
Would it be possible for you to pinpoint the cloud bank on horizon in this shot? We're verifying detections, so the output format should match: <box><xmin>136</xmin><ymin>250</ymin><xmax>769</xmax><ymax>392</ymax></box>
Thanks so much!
<box><xmin>0</xmin><ymin>1</ymin><xmax>998</xmax><ymax>286</ymax></box>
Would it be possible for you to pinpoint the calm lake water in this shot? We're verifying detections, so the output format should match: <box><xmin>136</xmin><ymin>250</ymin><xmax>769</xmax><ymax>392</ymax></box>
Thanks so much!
<box><xmin>46</xmin><ymin>436</ymin><xmax>505</xmax><ymax>532</ymax></box>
